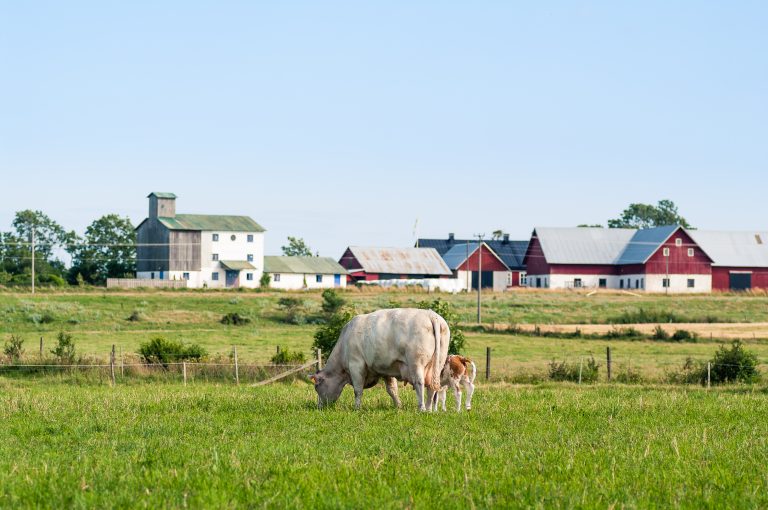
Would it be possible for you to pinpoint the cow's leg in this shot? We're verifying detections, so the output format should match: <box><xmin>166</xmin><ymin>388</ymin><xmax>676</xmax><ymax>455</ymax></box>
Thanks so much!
<box><xmin>411</xmin><ymin>366</ymin><xmax>427</xmax><ymax>411</ymax></box>
<box><xmin>463</xmin><ymin>377</ymin><xmax>474</xmax><ymax>410</ymax></box>
<box><xmin>349</xmin><ymin>370</ymin><xmax>365</xmax><ymax>410</ymax></box>
<box><xmin>384</xmin><ymin>377</ymin><xmax>401</xmax><ymax>408</ymax></box>
<box><xmin>439</xmin><ymin>388</ymin><xmax>447</xmax><ymax>412</ymax></box>
<box><xmin>453</xmin><ymin>382</ymin><xmax>463</xmax><ymax>412</ymax></box>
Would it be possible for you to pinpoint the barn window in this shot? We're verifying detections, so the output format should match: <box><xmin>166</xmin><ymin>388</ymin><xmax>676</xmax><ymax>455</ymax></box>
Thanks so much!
<box><xmin>274</xmin><ymin>274</ymin><xmax>281</xmax><ymax>282</ymax></box>
<box><xmin>641</xmin><ymin>278</ymin><xmax>645</xmax><ymax>289</ymax></box>
<box><xmin>573</xmin><ymin>278</ymin><xmax>582</xmax><ymax>288</ymax></box>
<box><xmin>182</xmin><ymin>272</ymin><xmax>190</xmax><ymax>280</ymax></box>
<box><xmin>599</xmin><ymin>278</ymin><xmax>607</xmax><ymax>288</ymax></box>
<box><xmin>688</xmin><ymin>279</ymin><xmax>695</xmax><ymax>288</ymax></box>
<box><xmin>620</xmin><ymin>279</ymin><xmax>624</xmax><ymax>289</ymax></box>
<box><xmin>520</xmin><ymin>273</ymin><xmax>527</xmax><ymax>286</ymax></box>
<box><xmin>675</xmin><ymin>238</ymin><xmax>682</xmax><ymax>247</ymax></box>
<box><xmin>150</xmin><ymin>272</ymin><xmax>155</xmax><ymax>280</ymax></box>
<box><xmin>663</xmin><ymin>248</ymin><xmax>670</xmax><ymax>257</ymax></box>
<box><xmin>247</xmin><ymin>254</ymin><xmax>254</xmax><ymax>262</ymax></box>
<box><xmin>212</xmin><ymin>272</ymin><xmax>219</xmax><ymax>281</ymax></box>
<box><xmin>663</xmin><ymin>278</ymin><xmax>670</xmax><ymax>288</ymax></box>
<box><xmin>212</xmin><ymin>253</ymin><xmax>219</xmax><ymax>261</ymax></box>
<box><xmin>688</xmin><ymin>248</ymin><xmax>694</xmax><ymax>257</ymax></box>
<box><xmin>247</xmin><ymin>234</ymin><xmax>254</xmax><ymax>243</ymax></box>
<box><xmin>212</xmin><ymin>234</ymin><xmax>219</xmax><ymax>242</ymax></box>
<box><xmin>231</xmin><ymin>235</ymin><xmax>237</xmax><ymax>241</ymax></box>
<box><xmin>246</xmin><ymin>273</ymin><xmax>253</xmax><ymax>281</ymax></box>
<box><xmin>316</xmin><ymin>274</ymin><xmax>323</xmax><ymax>283</ymax></box>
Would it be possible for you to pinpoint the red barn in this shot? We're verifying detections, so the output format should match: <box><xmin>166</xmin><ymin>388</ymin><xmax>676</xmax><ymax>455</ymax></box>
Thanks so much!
<box><xmin>688</xmin><ymin>231</ymin><xmax>768</xmax><ymax>291</ymax></box>
<box><xmin>338</xmin><ymin>246</ymin><xmax>452</xmax><ymax>283</ymax></box>
<box><xmin>441</xmin><ymin>242</ymin><xmax>510</xmax><ymax>290</ymax></box>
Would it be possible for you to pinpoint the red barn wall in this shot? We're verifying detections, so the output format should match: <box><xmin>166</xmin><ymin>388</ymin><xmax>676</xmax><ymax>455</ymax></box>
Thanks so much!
<box><xmin>458</xmin><ymin>245</ymin><xmax>508</xmax><ymax>272</ymax></box>
<box><xmin>712</xmin><ymin>267</ymin><xmax>768</xmax><ymax>291</ymax></box>
<box><xmin>523</xmin><ymin>236</ymin><xmax>551</xmax><ymax>274</ymax></box>
<box><xmin>645</xmin><ymin>230</ymin><xmax>712</xmax><ymax>275</ymax></box>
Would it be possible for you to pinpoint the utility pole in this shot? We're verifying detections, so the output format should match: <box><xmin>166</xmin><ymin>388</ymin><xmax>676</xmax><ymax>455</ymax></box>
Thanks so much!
<box><xmin>475</xmin><ymin>233</ymin><xmax>484</xmax><ymax>324</ymax></box>
<box><xmin>31</xmin><ymin>227</ymin><xmax>35</xmax><ymax>295</ymax></box>
<box><xmin>665</xmin><ymin>247</ymin><xmax>669</xmax><ymax>295</ymax></box>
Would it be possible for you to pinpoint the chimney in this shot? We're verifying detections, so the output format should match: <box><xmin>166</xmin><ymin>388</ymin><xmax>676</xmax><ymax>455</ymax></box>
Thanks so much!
<box><xmin>448</xmin><ymin>233</ymin><xmax>455</xmax><ymax>242</ymax></box>
<box><xmin>148</xmin><ymin>192</ymin><xmax>177</xmax><ymax>219</ymax></box>
<box><xmin>503</xmin><ymin>233</ymin><xmax>510</xmax><ymax>244</ymax></box>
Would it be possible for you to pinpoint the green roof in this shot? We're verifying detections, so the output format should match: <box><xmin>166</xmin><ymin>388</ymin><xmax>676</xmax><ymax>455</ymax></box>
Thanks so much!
<box><xmin>264</xmin><ymin>256</ymin><xmax>348</xmax><ymax>275</ymax></box>
<box><xmin>148</xmin><ymin>192</ymin><xmax>177</xmax><ymax>199</ymax></box>
<box><xmin>220</xmin><ymin>260</ymin><xmax>257</xmax><ymax>271</ymax></box>
<box><xmin>158</xmin><ymin>214</ymin><xmax>265</xmax><ymax>232</ymax></box>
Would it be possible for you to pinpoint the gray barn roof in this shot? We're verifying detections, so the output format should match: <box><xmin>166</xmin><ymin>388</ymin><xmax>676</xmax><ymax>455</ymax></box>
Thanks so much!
<box><xmin>688</xmin><ymin>231</ymin><xmax>768</xmax><ymax>267</ymax></box>
<box><xmin>417</xmin><ymin>237</ymin><xmax>528</xmax><ymax>269</ymax></box>
<box><xmin>533</xmin><ymin>227</ymin><xmax>636</xmax><ymax>265</ymax></box>
<box><xmin>616</xmin><ymin>225</ymin><xmax>681</xmax><ymax>264</ymax></box>
<box><xmin>345</xmin><ymin>247</ymin><xmax>452</xmax><ymax>276</ymax></box>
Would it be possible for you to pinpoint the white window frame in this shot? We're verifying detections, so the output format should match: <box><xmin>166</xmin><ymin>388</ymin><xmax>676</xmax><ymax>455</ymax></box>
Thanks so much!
<box><xmin>274</xmin><ymin>274</ymin><xmax>281</xmax><ymax>282</ymax></box>
<box><xmin>520</xmin><ymin>273</ymin><xmax>527</xmax><ymax>286</ymax></box>
<box><xmin>247</xmin><ymin>254</ymin><xmax>254</xmax><ymax>262</ymax></box>
<box><xmin>212</xmin><ymin>233</ymin><xmax>219</xmax><ymax>242</ymax></box>
<box><xmin>246</xmin><ymin>273</ymin><xmax>253</xmax><ymax>281</ymax></box>
<box><xmin>688</xmin><ymin>248</ymin><xmax>694</xmax><ymax>257</ymax></box>
<box><xmin>247</xmin><ymin>234</ymin><xmax>254</xmax><ymax>243</ymax></box>
<box><xmin>316</xmin><ymin>274</ymin><xmax>323</xmax><ymax>283</ymax></box>
<box><xmin>182</xmin><ymin>272</ymin><xmax>190</xmax><ymax>280</ymax></box>
<box><xmin>675</xmin><ymin>238</ymin><xmax>682</xmax><ymax>247</ymax></box>
<box><xmin>662</xmin><ymin>278</ymin><xmax>670</xmax><ymax>288</ymax></box>
<box><xmin>212</xmin><ymin>253</ymin><xmax>219</xmax><ymax>261</ymax></box>
<box><xmin>212</xmin><ymin>272</ymin><xmax>219</xmax><ymax>281</ymax></box>
<box><xmin>663</xmin><ymin>247</ymin><xmax>670</xmax><ymax>257</ymax></box>
<box><xmin>688</xmin><ymin>278</ymin><xmax>695</xmax><ymax>288</ymax></box>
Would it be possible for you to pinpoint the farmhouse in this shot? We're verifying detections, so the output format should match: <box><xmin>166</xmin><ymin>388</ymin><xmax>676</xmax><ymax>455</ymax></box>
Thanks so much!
<box><xmin>338</xmin><ymin>246</ymin><xmax>452</xmax><ymax>284</ymax></box>
<box><xmin>264</xmin><ymin>256</ymin><xmax>348</xmax><ymax>290</ymax></box>
<box><xmin>418</xmin><ymin>233</ymin><xmax>529</xmax><ymax>288</ymax></box>
<box><xmin>135</xmin><ymin>193</ymin><xmax>265</xmax><ymax>288</ymax></box>
<box><xmin>524</xmin><ymin>225</ymin><xmax>714</xmax><ymax>293</ymax></box>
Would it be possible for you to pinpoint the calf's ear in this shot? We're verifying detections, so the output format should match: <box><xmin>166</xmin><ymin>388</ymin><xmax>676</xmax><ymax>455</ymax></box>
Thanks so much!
<box><xmin>309</xmin><ymin>374</ymin><xmax>317</xmax><ymax>384</ymax></box>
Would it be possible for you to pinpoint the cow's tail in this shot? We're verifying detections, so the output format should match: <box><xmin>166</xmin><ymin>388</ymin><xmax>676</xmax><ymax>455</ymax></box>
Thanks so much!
<box><xmin>470</xmin><ymin>359</ymin><xmax>477</xmax><ymax>384</ymax></box>
<box><xmin>429</xmin><ymin>315</ymin><xmax>444</xmax><ymax>391</ymax></box>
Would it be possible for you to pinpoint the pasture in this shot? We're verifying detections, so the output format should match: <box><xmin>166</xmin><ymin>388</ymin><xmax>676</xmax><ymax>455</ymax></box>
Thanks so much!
<box><xmin>2</xmin><ymin>380</ymin><xmax>768</xmax><ymax>508</ymax></box>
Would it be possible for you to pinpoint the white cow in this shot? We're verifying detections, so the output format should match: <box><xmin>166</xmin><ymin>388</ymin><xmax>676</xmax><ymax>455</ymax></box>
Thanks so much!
<box><xmin>428</xmin><ymin>355</ymin><xmax>476</xmax><ymax>412</ymax></box>
<box><xmin>310</xmin><ymin>308</ymin><xmax>449</xmax><ymax>411</ymax></box>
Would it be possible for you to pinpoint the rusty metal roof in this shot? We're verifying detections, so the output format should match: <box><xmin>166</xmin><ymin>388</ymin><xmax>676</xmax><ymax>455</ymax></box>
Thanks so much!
<box><xmin>346</xmin><ymin>247</ymin><xmax>452</xmax><ymax>276</ymax></box>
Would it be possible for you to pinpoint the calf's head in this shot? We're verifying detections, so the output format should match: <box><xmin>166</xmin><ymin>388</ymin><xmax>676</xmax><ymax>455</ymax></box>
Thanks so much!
<box><xmin>310</xmin><ymin>370</ymin><xmax>346</xmax><ymax>408</ymax></box>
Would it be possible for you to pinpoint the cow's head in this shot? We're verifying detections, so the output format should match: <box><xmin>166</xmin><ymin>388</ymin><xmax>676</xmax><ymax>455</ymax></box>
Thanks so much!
<box><xmin>310</xmin><ymin>370</ymin><xmax>345</xmax><ymax>409</ymax></box>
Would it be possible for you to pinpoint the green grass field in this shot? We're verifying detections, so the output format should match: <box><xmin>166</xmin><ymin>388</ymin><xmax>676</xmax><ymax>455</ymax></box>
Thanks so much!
<box><xmin>2</xmin><ymin>380</ymin><xmax>767</xmax><ymax>509</ymax></box>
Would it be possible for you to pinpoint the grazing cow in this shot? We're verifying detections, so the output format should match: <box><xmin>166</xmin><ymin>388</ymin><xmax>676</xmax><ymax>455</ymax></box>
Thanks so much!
<box><xmin>427</xmin><ymin>355</ymin><xmax>476</xmax><ymax>412</ymax></box>
<box><xmin>310</xmin><ymin>308</ymin><xmax>449</xmax><ymax>411</ymax></box>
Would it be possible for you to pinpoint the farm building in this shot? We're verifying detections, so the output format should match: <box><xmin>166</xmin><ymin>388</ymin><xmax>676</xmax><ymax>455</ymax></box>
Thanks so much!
<box><xmin>338</xmin><ymin>246</ymin><xmax>452</xmax><ymax>284</ymax></box>
<box><xmin>418</xmin><ymin>233</ymin><xmax>529</xmax><ymax>288</ymax></box>
<box><xmin>441</xmin><ymin>242</ymin><xmax>510</xmax><ymax>291</ymax></box>
<box><xmin>524</xmin><ymin>225</ymin><xmax>714</xmax><ymax>293</ymax></box>
<box><xmin>688</xmin><ymin>231</ymin><xmax>768</xmax><ymax>291</ymax></box>
<box><xmin>135</xmin><ymin>192</ymin><xmax>265</xmax><ymax>288</ymax></box>
<box><xmin>263</xmin><ymin>256</ymin><xmax>348</xmax><ymax>290</ymax></box>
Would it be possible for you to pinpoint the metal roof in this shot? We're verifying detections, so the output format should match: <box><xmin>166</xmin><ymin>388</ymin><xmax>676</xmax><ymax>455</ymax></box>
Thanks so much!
<box><xmin>220</xmin><ymin>260</ymin><xmax>256</xmax><ymax>271</ymax></box>
<box><xmin>158</xmin><ymin>214</ymin><xmax>265</xmax><ymax>232</ymax></box>
<box><xmin>264</xmin><ymin>256</ymin><xmax>348</xmax><ymax>275</ymax></box>
<box><xmin>346</xmin><ymin>247</ymin><xmax>452</xmax><ymax>276</ymax></box>
<box><xmin>148</xmin><ymin>192</ymin><xmax>177</xmax><ymax>199</ymax></box>
<box><xmin>442</xmin><ymin>243</ymin><xmax>481</xmax><ymax>270</ymax></box>
<box><xmin>616</xmin><ymin>225</ymin><xmax>680</xmax><ymax>264</ymax></box>
<box><xmin>418</xmin><ymin>238</ymin><xmax>528</xmax><ymax>269</ymax></box>
<box><xmin>688</xmin><ymin>230</ymin><xmax>768</xmax><ymax>267</ymax></box>
<box><xmin>533</xmin><ymin>227</ymin><xmax>636</xmax><ymax>264</ymax></box>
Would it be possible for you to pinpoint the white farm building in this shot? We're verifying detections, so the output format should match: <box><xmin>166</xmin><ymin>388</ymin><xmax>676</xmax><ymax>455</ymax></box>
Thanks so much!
<box><xmin>135</xmin><ymin>192</ymin><xmax>266</xmax><ymax>288</ymax></box>
<box><xmin>264</xmin><ymin>256</ymin><xmax>347</xmax><ymax>290</ymax></box>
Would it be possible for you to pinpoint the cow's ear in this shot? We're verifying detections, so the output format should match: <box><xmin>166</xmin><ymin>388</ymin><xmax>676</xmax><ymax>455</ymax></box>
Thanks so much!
<box><xmin>310</xmin><ymin>374</ymin><xmax>317</xmax><ymax>384</ymax></box>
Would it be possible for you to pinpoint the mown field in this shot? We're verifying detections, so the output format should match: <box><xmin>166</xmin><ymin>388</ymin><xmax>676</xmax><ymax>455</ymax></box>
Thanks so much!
<box><xmin>2</xmin><ymin>380</ymin><xmax>768</xmax><ymax>509</ymax></box>
<box><xmin>1</xmin><ymin>289</ymin><xmax>768</xmax><ymax>381</ymax></box>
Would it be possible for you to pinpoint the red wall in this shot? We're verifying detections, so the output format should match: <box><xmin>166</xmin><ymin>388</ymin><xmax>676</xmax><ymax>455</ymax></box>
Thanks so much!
<box><xmin>458</xmin><ymin>245</ymin><xmax>508</xmax><ymax>272</ymax></box>
<box><xmin>644</xmin><ymin>230</ymin><xmax>712</xmax><ymax>275</ymax></box>
<box><xmin>712</xmin><ymin>267</ymin><xmax>768</xmax><ymax>291</ymax></box>
<box><xmin>523</xmin><ymin>236</ymin><xmax>551</xmax><ymax>274</ymax></box>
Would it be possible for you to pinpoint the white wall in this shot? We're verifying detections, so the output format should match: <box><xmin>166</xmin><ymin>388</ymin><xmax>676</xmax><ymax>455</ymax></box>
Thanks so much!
<box><xmin>268</xmin><ymin>272</ymin><xmax>347</xmax><ymax>290</ymax></box>
<box><xmin>645</xmin><ymin>274</ymin><xmax>712</xmax><ymax>293</ymax></box>
<box><xmin>525</xmin><ymin>272</ymin><xmax>712</xmax><ymax>293</ymax></box>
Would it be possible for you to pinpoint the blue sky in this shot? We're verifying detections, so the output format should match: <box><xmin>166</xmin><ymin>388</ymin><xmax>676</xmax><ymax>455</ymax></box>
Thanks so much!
<box><xmin>1</xmin><ymin>1</ymin><xmax>766</xmax><ymax>258</ymax></box>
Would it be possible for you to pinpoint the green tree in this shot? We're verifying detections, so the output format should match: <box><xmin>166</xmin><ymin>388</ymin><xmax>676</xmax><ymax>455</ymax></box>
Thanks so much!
<box><xmin>281</xmin><ymin>236</ymin><xmax>313</xmax><ymax>257</ymax></box>
<box><xmin>67</xmin><ymin>214</ymin><xmax>136</xmax><ymax>284</ymax></box>
<box><xmin>608</xmin><ymin>200</ymin><xmax>692</xmax><ymax>229</ymax></box>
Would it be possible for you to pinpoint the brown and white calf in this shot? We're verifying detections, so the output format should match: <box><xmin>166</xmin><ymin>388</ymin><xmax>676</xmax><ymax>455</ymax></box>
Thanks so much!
<box><xmin>427</xmin><ymin>355</ymin><xmax>476</xmax><ymax>412</ymax></box>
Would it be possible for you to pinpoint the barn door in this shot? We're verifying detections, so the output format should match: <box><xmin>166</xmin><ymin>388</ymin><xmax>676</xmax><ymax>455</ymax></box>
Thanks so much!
<box><xmin>471</xmin><ymin>271</ymin><xmax>494</xmax><ymax>290</ymax></box>
<box><xmin>729</xmin><ymin>273</ymin><xmax>752</xmax><ymax>291</ymax></box>
<box><xmin>334</xmin><ymin>274</ymin><xmax>341</xmax><ymax>287</ymax></box>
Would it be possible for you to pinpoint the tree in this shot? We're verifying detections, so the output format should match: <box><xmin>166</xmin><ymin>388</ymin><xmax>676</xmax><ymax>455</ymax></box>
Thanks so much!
<box><xmin>607</xmin><ymin>200</ymin><xmax>692</xmax><ymax>229</ymax></box>
<box><xmin>1</xmin><ymin>211</ymin><xmax>71</xmax><ymax>286</ymax></box>
<box><xmin>577</xmin><ymin>224</ymin><xmax>604</xmax><ymax>228</ymax></box>
<box><xmin>12</xmin><ymin>210</ymin><xmax>74</xmax><ymax>260</ymax></box>
<box><xmin>67</xmin><ymin>215</ymin><xmax>136</xmax><ymax>285</ymax></box>
<box><xmin>281</xmin><ymin>236</ymin><xmax>313</xmax><ymax>257</ymax></box>
<box><xmin>491</xmin><ymin>230</ymin><xmax>505</xmax><ymax>240</ymax></box>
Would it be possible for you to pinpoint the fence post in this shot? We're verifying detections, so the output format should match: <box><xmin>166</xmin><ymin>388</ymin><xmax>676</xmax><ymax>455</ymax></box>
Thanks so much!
<box><xmin>707</xmin><ymin>362</ymin><xmax>711</xmax><ymax>389</ymax></box>
<box><xmin>39</xmin><ymin>337</ymin><xmax>43</xmax><ymax>359</ymax></box>
<box><xmin>485</xmin><ymin>347</ymin><xmax>491</xmax><ymax>381</ymax></box>
<box><xmin>183</xmin><ymin>361</ymin><xmax>187</xmax><ymax>386</ymax></box>
<box><xmin>233</xmin><ymin>346</ymin><xmax>240</xmax><ymax>385</ymax></box>
<box><xmin>606</xmin><ymin>346</ymin><xmax>612</xmax><ymax>382</ymax></box>
<box><xmin>578</xmin><ymin>357</ymin><xmax>583</xmax><ymax>385</ymax></box>
<box><xmin>316</xmin><ymin>348</ymin><xmax>323</xmax><ymax>370</ymax></box>
<box><xmin>110</xmin><ymin>344</ymin><xmax>116</xmax><ymax>387</ymax></box>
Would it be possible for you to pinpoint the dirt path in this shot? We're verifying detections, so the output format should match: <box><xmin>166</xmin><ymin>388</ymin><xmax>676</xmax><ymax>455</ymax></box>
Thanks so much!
<box><xmin>507</xmin><ymin>322</ymin><xmax>768</xmax><ymax>340</ymax></box>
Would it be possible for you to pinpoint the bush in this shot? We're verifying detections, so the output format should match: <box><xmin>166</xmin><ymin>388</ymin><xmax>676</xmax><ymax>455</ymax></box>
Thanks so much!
<box><xmin>260</xmin><ymin>272</ymin><xmax>271</xmax><ymax>288</ymax></box>
<box><xmin>3</xmin><ymin>334</ymin><xmax>24</xmax><ymax>361</ymax></box>
<box><xmin>615</xmin><ymin>364</ymin><xmax>643</xmax><ymax>384</ymax></box>
<box><xmin>321</xmin><ymin>289</ymin><xmax>346</xmax><ymax>315</ymax></box>
<box><xmin>220</xmin><ymin>312</ymin><xmax>252</xmax><ymax>326</ymax></box>
<box><xmin>666</xmin><ymin>357</ymin><xmax>706</xmax><ymax>385</ymax></box>
<box><xmin>126</xmin><ymin>310</ymin><xmax>145</xmax><ymax>322</ymax></box>
<box><xmin>417</xmin><ymin>298</ymin><xmax>466</xmax><ymax>354</ymax></box>
<box><xmin>603</xmin><ymin>327</ymin><xmax>643</xmax><ymax>340</ymax></box>
<box><xmin>137</xmin><ymin>336</ymin><xmax>207</xmax><ymax>365</ymax></box>
<box><xmin>312</xmin><ymin>308</ymin><xmax>355</xmax><ymax>356</ymax></box>
<box><xmin>548</xmin><ymin>356</ymin><xmax>599</xmax><ymax>383</ymax></box>
<box><xmin>708</xmin><ymin>340</ymin><xmax>760</xmax><ymax>384</ymax></box>
<box><xmin>671</xmin><ymin>329</ymin><xmax>698</xmax><ymax>342</ymax></box>
<box><xmin>51</xmin><ymin>331</ymin><xmax>76</xmax><ymax>363</ymax></box>
<box><xmin>277</xmin><ymin>297</ymin><xmax>307</xmax><ymax>325</ymax></box>
<box><xmin>271</xmin><ymin>347</ymin><xmax>306</xmax><ymax>365</ymax></box>
<box><xmin>651</xmin><ymin>325</ymin><xmax>670</xmax><ymax>340</ymax></box>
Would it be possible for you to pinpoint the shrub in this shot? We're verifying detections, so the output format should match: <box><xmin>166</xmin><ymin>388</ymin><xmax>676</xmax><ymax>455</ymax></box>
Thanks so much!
<box><xmin>603</xmin><ymin>327</ymin><xmax>643</xmax><ymax>340</ymax></box>
<box><xmin>321</xmin><ymin>289</ymin><xmax>346</xmax><ymax>315</ymax></box>
<box><xmin>277</xmin><ymin>297</ymin><xmax>307</xmax><ymax>325</ymax></box>
<box><xmin>671</xmin><ymin>329</ymin><xmax>698</xmax><ymax>342</ymax></box>
<box><xmin>666</xmin><ymin>357</ymin><xmax>706</xmax><ymax>385</ymax></box>
<box><xmin>260</xmin><ymin>272</ymin><xmax>271</xmax><ymax>288</ymax></box>
<box><xmin>271</xmin><ymin>347</ymin><xmax>306</xmax><ymax>365</ymax></box>
<box><xmin>615</xmin><ymin>364</ymin><xmax>643</xmax><ymax>384</ymax></box>
<box><xmin>137</xmin><ymin>336</ymin><xmax>207</xmax><ymax>365</ymax></box>
<box><xmin>51</xmin><ymin>331</ymin><xmax>76</xmax><ymax>363</ymax></box>
<box><xmin>612</xmin><ymin>308</ymin><xmax>683</xmax><ymax>324</ymax></box>
<box><xmin>220</xmin><ymin>312</ymin><xmax>252</xmax><ymax>326</ymax></box>
<box><xmin>548</xmin><ymin>356</ymin><xmax>599</xmax><ymax>383</ymax></box>
<box><xmin>417</xmin><ymin>298</ymin><xmax>466</xmax><ymax>354</ymax></box>
<box><xmin>126</xmin><ymin>310</ymin><xmax>144</xmax><ymax>322</ymax></box>
<box><xmin>313</xmin><ymin>308</ymin><xmax>355</xmax><ymax>356</ymax></box>
<box><xmin>708</xmin><ymin>340</ymin><xmax>760</xmax><ymax>384</ymax></box>
<box><xmin>3</xmin><ymin>334</ymin><xmax>24</xmax><ymax>361</ymax></box>
<box><xmin>651</xmin><ymin>325</ymin><xmax>670</xmax><ymax>340</ymax></box>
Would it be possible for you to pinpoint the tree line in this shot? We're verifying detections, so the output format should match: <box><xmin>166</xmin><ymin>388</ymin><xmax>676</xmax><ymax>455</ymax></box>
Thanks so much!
<box><xmin>0</xmin><ymin>211</ymin><xmax>135</xmax><ymax>287</ymax></box>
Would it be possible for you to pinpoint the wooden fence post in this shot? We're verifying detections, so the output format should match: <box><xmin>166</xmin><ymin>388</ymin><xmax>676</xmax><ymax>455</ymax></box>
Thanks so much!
<box><xmin>606</xmin><ymin>346</ymin><xmax>612</xmax><ymax>382</ymax></box>
<box><xmin>120</xmin><ymin>346</ymin><xmax>124</xmax><ymax>378</ymax></box>
<box><xmin>183</xmin><ymin>361</ymin><xmax>187</xmax><ymax>386</ymax></box>
<box><xmin>485</xmin><ymin>347</ymin><xmax>491</xmax><ymax>381</ymax></box>
<box><xmin>578</xmin><ymin>357</ymin><xmax>583</xmax><ymax>385</ymax></box>
<box><xmin>316</xmin><ymin>348</ymin><xmax>322</xmax><ymax>370</ymax></box>
<box><xmin>234</xmin><ymin>346</ymin><xmax>240</xmax><ymax>385</ymax></box>
<box><xmin>39</xmin><ymin>337</ymin><xmax>43</xmax><ymax>359</ymax></box>
<box><xmin>110</xmin><ymin>344</ymin><xmax>116</xmax><ymax>387</ymax></box>
<box><xmin>707</xmin><ymin>362</ymin><xmax>711</xmax><ymax>389</ymax></box>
